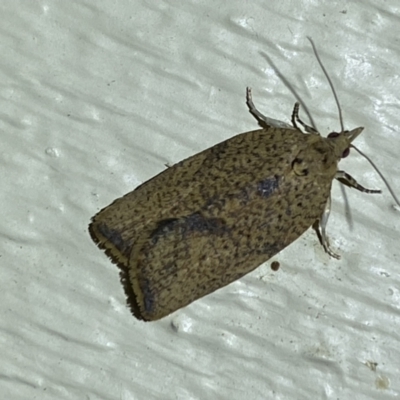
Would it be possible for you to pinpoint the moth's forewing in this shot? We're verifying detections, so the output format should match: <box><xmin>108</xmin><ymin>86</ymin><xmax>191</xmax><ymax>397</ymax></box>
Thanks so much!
<box><xmin>121</xmin><ymin>129</ymin><xmax>334</xmax><ymax>320</ymax></box>
<box><xmin>89</xmin><ymin>143</ymin><xmax>211</xmax><ymax>267</ymax></box>
<box><xmin>89</xmin><ymin>127</ymin><xmax>298</xmax><ymax>263</ymax></box>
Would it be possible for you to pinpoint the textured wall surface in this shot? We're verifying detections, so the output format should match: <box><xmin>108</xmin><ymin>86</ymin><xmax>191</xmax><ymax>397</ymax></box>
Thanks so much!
<box><xmin>1</xmin><ymin>1</ymin><xmax>400</xmax><ymax>399</ymax></box>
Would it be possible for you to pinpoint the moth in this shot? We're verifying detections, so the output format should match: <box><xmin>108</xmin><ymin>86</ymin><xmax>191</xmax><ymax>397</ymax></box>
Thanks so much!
<box><xmin>89</xmin><ymin>38</ymin><xmax>398</xmax><ymax>321</ymax></box>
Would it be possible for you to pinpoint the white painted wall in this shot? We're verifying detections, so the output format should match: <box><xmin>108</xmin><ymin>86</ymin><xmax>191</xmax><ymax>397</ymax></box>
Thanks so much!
<box><xmin>1</xmin><ymin>1</ymin><xmax>399</xmax><ymax>399</ymax></box>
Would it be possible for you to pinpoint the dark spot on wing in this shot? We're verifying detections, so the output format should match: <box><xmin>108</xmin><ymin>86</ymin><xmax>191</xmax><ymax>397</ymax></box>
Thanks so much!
<box><xmin>150</xmin><ymin>213</ymin><xmax>230</xmax><ymax>244</ymax></box>
<box><xmin>93</xmin><ymin>222</ymin><xmax>132</xmax><ymax>254</ymax></box>
<box><xmin>141</xmin><ymin>278</ymin><xmax>156</xmax><ymax>314</ymax></box>
<box><xmin>257</xmin><ymin>175</ymin><xmax>280</xmax><ymax>198</ymax></box>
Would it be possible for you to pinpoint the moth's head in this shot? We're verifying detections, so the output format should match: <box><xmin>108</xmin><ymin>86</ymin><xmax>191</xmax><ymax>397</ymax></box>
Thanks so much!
<box><xmin>327</xmin><ymin>127</ymin><xmax>364</xmax><ymax>160</ymax></box>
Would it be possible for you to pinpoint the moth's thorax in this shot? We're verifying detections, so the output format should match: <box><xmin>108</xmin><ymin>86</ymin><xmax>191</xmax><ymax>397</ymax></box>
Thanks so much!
<box><xmin>291</xmin><ymin>135</ymin><xmax>339</xmax><ymax>181</ymax></box>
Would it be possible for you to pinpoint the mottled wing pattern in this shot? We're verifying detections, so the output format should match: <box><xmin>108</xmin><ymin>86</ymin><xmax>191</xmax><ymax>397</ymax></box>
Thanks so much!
<box><xmin>123</xmin><ymin>128</ymin><xmax>335</xmax><ymax>320</ymax></box>
<box><xmin>89</xmin><ymin>127</ymin><xmax>298</xmax><ymax>265</ymax></box>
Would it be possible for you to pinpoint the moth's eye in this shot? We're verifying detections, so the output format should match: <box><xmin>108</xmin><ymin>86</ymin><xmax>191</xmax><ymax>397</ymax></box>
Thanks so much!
<box><xmin>328</xmin><ymin>132</ymin><xmax>340</xmax><ymax>138</ymax></box>
<box><xmin>292</xmin><ymin>158</ymin><xmax>309</xmax><ymax>176</ymax></box>
<box><xmin>342</xmin><ymin>148</ymin><xmax>350</xmax><ymax>158</ymax></box>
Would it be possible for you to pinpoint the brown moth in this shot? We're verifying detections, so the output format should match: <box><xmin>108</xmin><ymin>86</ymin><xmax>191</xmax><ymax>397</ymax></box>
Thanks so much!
<box><xmin>89</xmin><ymin>39</ymin><xmax>397</xmax><ymax>321</ymax></box>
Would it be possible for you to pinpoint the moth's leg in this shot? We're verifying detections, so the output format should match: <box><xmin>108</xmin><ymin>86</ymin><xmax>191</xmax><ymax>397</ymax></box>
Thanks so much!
<box><xmin>291</xmin><ymin>102</ymin><xmax>318</xmax><ymax>134</ymax></box>
<box><xmin>335</xmin><ymin>171</ymin><xmax>381</xmax><ymax>193</ymax></box>
<box><xmin>291</xmin><ymin>102</ymin><xmax>302</xmax><ymax>131</ymax></box>
<box><xmin>313</xmin><ymin>195</ymin><xmax>341</xmax><ymax>259</ymax></box>
<box><xmin>314</xmin><ymin>172</ymin><xmax>380</xmax><ymax>259</ymax></box>
<box><xmin>246</xmin><ymin>87</ymin><xmax>294</xmax><ymax>130</ymax></box>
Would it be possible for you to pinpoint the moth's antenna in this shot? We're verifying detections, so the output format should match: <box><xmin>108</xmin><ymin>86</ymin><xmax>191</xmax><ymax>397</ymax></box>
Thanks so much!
<box><xmin>351</xmin><ymin>144</ymin><xmax>400</xmax><ymax>208</ymax></box>
<box><xmin>307</xmin><ymin>38</ymin><xmax>400</xmax><ymax>208</ymax></box>
<box><xmin>259</xmin><ymin>51</ymin><xmax>318</xmax><ymax>132</ymax></box>
<box><xmin>307</xmin><ymin>37</ymin><xmax>345</xmax><ymax>133</ymax></box>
